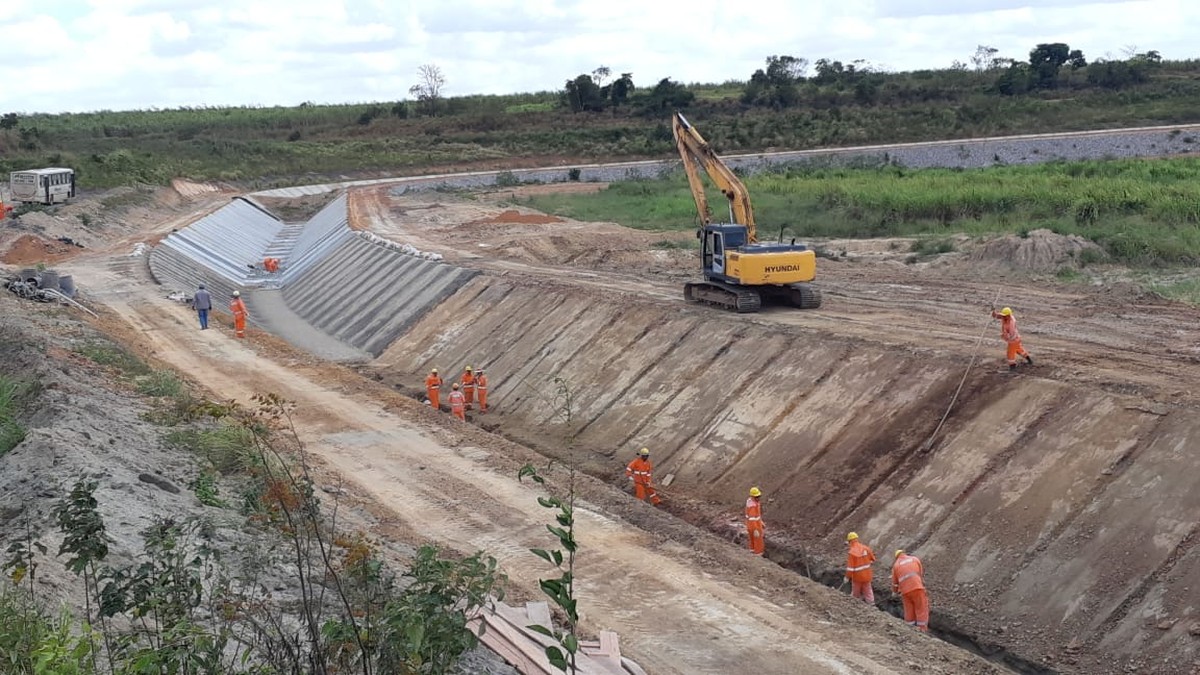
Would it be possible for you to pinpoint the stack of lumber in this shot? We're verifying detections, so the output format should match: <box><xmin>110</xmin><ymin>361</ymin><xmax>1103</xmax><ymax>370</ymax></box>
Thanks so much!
<box><xmin>468</xmin><ymin>601</ymin><xmax>647</xmax><ymax>675</ymax></box>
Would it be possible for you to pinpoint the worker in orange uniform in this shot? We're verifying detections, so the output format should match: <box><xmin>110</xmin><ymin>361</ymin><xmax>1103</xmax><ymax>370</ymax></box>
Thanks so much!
<box><xmin>476</xmin><ymin>367</ymin><xmax>489</xmax><ymax>413</ymax></box>
<box><xmin>844</xmin><ymin>532</ymin><xmax>876</xmax><ymax>603</ymax></box>
<box><xmin>991</xmin><ymin>306</ymin><xmax>1032</xmax><ymax>371</ymax></box>
<box><xmin>425</xmin><ymin>368</ymin><xmax>443</xmax><ymax>409</ymax></box>
<box><xmin>461</xmin><ymin>366</ymin><xmax>476</xmax><ymax>409</ymax></box>
<box><xmin>891</xmin><ymin>549</ymin><xmax>930</xmax><ymax>632</ymax></box>
<box><xmin>745</xmin><ymin>487</ymin><xmax>765</xmax><ymax>556</ymax></box>
<box><xmin>263</xmin><ymin>257</ymin><xmax>280</xmax><ymax>273</ymax></box>
<box><xmin>624</xmin><ymin>448</ymin><xmax>662</xmax><ymax>505</ymax></box>
<box><xmin>230</xmin><ymin>291</ymin><xmax>248</xmax><ymax>339</ymax></box>
<box><xmin>448</xmin><ymin>383</ymin><xmax>466</xmax><ymax>421</ymax></box>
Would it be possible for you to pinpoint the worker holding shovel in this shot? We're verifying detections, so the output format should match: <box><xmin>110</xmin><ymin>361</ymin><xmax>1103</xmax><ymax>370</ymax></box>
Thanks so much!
<box><xmin>625</xmin><ymin>447</ymin><xmax>662</xmax><ymax>506</ymax></box>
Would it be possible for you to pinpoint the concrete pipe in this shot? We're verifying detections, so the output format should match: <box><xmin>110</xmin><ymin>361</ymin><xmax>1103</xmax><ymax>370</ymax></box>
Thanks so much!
<box><xmin>36</xmin><ymin>270</ymin><xmax>60</xmax><ymax>290</ymax></box>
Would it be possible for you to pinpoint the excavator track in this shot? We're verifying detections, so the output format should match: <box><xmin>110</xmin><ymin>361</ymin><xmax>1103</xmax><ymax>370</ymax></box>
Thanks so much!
<box><xmin>685</xmin><ymin>280</ymin><xmax>822</xmax><ymax>313</ymax></box>
<box><xmin>786</xmin><ymin>282</ymin><xmax>822</xmax><ymax>309</ymax></box>
<box><xmin>684</xmin><ymin>281</ymin><xmax>762</xmax><ymax>313</ymax></box>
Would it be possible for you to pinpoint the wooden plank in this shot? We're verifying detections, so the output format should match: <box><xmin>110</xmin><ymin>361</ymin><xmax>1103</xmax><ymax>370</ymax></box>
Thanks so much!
<box><xmin>471</xmin><ymin>602</ymin><xmax>643</xmax><ymax>675</ymax></box>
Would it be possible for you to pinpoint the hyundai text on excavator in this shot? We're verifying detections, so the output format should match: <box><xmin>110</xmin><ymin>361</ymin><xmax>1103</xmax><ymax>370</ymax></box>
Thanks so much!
<box><xmin>672</xmin><ymin>112</ymin><xmax>821</xmax><ymax>312</ymax></box>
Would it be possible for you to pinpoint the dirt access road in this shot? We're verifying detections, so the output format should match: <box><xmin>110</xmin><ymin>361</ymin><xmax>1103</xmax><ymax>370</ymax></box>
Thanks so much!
<box><xmin>64</xmin><ymin>235</ymin><xmax>1005</xmax><ymax>674</ymax></box>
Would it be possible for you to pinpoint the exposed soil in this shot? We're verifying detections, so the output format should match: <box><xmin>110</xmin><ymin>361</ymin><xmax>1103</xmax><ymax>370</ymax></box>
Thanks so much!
<box><xmin>354</xmin><ymin>186</ymin><xmax>696</xmax><ymax>271</ymax></box>
<box><xmin>969</xmin><ymin>229</ymin><xmax>1106</xmax><ymax>271</ymax></box>
<box><xmin>1</xmin><ymin>234</ymin><xmax>83</xmax><ymax>264</ymax></box>
<box><xmin>14</xmin><ymin>163</ymin><xmax>1200</xmax><ymax>674</ymax></box>
<box><xmin>253</xmin><ymin>191</ymin><xmax>340</xmax><ymax>222</ymax></box>
<box><xmin>8</xmin><ymin>185</ymin><xmax>1016</xmax><ymax>675</ymax></box>
<box><xmin>352</xmin><ymin>187</ymin><xmax>1200</xmax><ymax>675</ymax></box>
<box><xmin>468</xmin><ymin>209</ymin><xmax>565</xmax><ymax>225</ymax></box>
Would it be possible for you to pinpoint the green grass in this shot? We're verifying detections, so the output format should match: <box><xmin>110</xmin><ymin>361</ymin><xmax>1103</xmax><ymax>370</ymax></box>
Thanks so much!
<box><xmin>164</xmin><ymin>425</ymin><xmax>258</xmax><ymax>475</ymax></box>
<box><xmin>1150</xmin><ymin>277</ymin><xmax>1200</xmax><ymax>304</ymax></box>
<box><xmin>77</xmin><ymin>341</ymin><xmax>151</xmax><ymax>376</ymax></box>
<box><xmin>135</xmin><ymin>370</ymin><xmax>185</xmax><ymax>398</ymax></box>
<box><xmin>909</xmin><ymin>238</ymin><xmax>956</xmax><ymax>256</ymax></box>
<box><xmin>519</xmin><ymin>158</ymin><xmax>1200</xmax><ymax>266</ymax></box>
<box><xmin>0</xmin><ymin>375</ymin><xmax>29</xmax><ymax>455</ymax></box>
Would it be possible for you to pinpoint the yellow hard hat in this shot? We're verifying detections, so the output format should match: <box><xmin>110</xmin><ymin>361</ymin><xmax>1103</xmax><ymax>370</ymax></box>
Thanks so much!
<box><xmin>431</xmin><ymin>368</ymin><xmax>438</xmax><ymax>373</ymax></box>
<box><xmin>638</xmin><ymin>447</ymin><xmax>650</xmax><ymax>456</ymax></box>
<box><xmin>847</xmin><ymin>532</ymin><xmax>858</xmax><ymax>541</ymax></box>
<box><xmin>466</xmin><ymin>366</ymin><xmax>473</xmax><ymax>371</ymax></box>
<box><xmin>1000</xmin><ymin>307</ymin><xmax>1012</xmax><ymax>316</ymax></box>
<box><xmin>895</xmin><ymin>549</ymin><xmax>905</xmax><ymax>558</ymax></box>
<box><xmin>749</xmin><ymin>487</ymin><xmax>762</xmax><ymax>497</ymax></box>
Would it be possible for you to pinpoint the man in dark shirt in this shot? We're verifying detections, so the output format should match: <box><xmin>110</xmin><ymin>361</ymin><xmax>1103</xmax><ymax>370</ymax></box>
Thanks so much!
<box><xmin>193</xmin><ymin>284</ymin><xmax>212</xmax><ymax>330</ymax></box>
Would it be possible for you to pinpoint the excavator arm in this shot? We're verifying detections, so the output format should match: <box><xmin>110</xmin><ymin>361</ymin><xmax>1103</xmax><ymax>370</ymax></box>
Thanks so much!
<box><xmin>671</xmin><ymin>112</ymin><xmax>757</xmax><ymax>243</ymax></box>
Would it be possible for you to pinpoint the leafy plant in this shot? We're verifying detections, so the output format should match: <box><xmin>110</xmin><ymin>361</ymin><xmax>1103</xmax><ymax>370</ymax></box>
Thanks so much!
<box><xmin>518</xmin><ymin>464</ymin><xmax>579</xmax><ymax>672</ymax></box>
<box><xmin>190</xmin><ymin>471</ymin><xmax>225</xmax><ymax>507</ymax></box>
<box><xmin>495</xmin><ymin>170</ymin><xmax>521</xmax><ymax>188</ymax></box>
<box><xmin>52</xmin><ymin>479</ymin><xmax>112</xmax><ymax>672</ymax></box>
<box><xmin>517</xmin><ymin>376</ymin><xmax>581</xmax><ymax>673</ymax></box>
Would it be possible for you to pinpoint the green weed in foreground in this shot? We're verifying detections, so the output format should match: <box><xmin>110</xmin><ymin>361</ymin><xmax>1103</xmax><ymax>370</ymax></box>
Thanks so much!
<box><xmin>0</xmin><ymin>375</ymin><xmax>29</xmax><ymax>454</ymax></box>
<box><xmin>518</xmin><ymin>157</ymin><xmax>1200</xmax><ymax>266</ymax></box>
<box><xmin>164</xmin><ymin>425</ymin><xmax>258</xmax><ymax>475</ymax></box>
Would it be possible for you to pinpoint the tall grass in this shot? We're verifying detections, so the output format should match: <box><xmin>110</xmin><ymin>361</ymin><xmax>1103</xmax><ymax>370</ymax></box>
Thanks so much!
<box><xmin>0</xmin><ymin>375</ymin><xmax>28</xmax><ymax>454</ymax></box>
<box><xmin>519</xmin><ymin>157</ymin><xmax>1200</xmax><ymax>265</ymax></box>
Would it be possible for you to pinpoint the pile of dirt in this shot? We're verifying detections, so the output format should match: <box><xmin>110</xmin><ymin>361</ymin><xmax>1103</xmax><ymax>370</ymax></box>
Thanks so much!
<box><xmin>970</xmin><ymin>228</ymin><xmax>1105</xmax><ymax>271</ymax></box>
<box><xmin>469</xmin><ymin>209</ymin><xmax>564</xmax><ymax>225</ymax></box>
<box><xmin>1</xmin><ymin>233</ymin><xmax>83</xmax><ymax>264</ymax></box>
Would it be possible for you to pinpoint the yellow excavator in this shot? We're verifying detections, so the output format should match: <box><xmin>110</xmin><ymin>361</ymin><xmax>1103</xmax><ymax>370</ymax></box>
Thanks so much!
<box><xmin>672</xmin><ymin>112</ymin><xmax>821</xmax><ymax>312</ymax></box>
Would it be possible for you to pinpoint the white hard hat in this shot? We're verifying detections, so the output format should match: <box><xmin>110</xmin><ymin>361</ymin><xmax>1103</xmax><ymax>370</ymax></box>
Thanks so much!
<box><xmin>232</xmin><ymin>290</ymin><xmax>241</xmax><ymax>297</ymax></box>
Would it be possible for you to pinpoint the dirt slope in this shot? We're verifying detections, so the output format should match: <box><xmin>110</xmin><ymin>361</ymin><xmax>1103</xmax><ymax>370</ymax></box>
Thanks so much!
<box><xmin>361</xmin><ymin>190</ymin><xmax>1200</xmax><ymax>675</ymax></box>
<box><xmin>60</xmin><ymin>247</ymin><xmax>1004</xmax><ymax>675</ymax></box>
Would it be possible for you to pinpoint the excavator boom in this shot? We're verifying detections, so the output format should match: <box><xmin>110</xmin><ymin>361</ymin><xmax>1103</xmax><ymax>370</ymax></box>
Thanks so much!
<box><xmin>671</xmin><ymin>112</ymin><xmax>757</xmax><ymax>243</ymax></box>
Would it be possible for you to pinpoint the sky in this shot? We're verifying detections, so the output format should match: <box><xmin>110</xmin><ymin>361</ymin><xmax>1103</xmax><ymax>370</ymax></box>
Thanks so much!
<box><xmin>0</xmin><ymin>0</ymin><xmax>1196</xmax><ymax>114</ymax></box>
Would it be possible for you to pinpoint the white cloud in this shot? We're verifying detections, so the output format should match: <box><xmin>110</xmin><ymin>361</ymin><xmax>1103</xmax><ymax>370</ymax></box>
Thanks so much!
<box><xmin>0</xmin><ymin>0</ymin><xmax>1194</xmax><ymax>113</ymax></box>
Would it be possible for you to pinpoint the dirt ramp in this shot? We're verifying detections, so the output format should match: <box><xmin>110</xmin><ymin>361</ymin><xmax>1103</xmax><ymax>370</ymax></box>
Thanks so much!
<box><xmin>375</xmin><ymin>273</ymin><xmax>1200</xmax><ymax>674</ymax></box>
